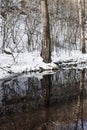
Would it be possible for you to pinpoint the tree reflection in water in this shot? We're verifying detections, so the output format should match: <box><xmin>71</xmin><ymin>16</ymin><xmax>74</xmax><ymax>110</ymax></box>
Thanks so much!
<box><xmin>74</xmin><ymin>69</ymin><xmax>85</xmax><ymax>130</ymax></box>
<box><xmin>0</xmin><ymin>69</ymin><xmax>87</xmax><ymax>130</ymax></box>
<box><xmin>41</xmin><ymin>75</ymin><xmax>51</xmax><ymax>107</ymax></box>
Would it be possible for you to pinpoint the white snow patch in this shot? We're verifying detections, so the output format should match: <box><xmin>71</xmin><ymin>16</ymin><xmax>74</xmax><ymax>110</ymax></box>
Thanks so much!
<box><xmin>0</xmin><ymin>50</ymin><xmax>58</xmax><ymax>79</ymax></box>
<box><xmin>0</xmin><ymin>50</ymin><xmax>87</xmax><ymax>80</ymax></box>
<box><xmin>52</xmin><ymin>50</ymin><xmax>87</xmax><ymax>63</ymax></box>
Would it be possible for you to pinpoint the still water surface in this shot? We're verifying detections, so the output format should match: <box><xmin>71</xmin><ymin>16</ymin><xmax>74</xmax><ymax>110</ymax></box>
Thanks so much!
<box><xmin>0</xmin><ymin>69</ymin><xmax>87</xmax><ymax>130</ymax></box>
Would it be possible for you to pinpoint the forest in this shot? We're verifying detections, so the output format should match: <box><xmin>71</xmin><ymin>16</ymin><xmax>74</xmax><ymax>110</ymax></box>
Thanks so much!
<box><xmin>0</xmin><ymin>0</ymin><xmax>87</xmax><ymax>53</ymax></box>
<box><xmin>0</xmin><ymin>0</ymin><xmax>87</xmax><ymax>78</ymax></box>
<box><xmin>1</xmin><ymin>1</ymin><xmax>87</xmax><ymax>130</ymax></box>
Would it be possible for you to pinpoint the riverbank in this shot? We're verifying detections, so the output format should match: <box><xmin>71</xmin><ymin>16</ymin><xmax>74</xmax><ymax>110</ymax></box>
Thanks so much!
<box><xmin>0</xmin><ymin>50</ymin><xmax>87</xmax><ymax>80</ymax></box>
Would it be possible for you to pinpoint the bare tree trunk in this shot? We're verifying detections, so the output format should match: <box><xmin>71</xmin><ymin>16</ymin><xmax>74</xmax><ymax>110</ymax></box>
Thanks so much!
<box><xmin>40</xmin><ymin>0</ymin><xmax>51</xmax><ymax>63</ymax></box>
<box><xmin>78</xmin><ymin>0</ymin><xmax>86</xmax><ymax>53</ymax></box>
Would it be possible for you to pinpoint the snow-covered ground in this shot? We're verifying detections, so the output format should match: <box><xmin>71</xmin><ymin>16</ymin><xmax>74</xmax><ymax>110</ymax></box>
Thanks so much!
<box><xmin>0</xmin><ymin>50</ymin><xmax>87</xmax><ymax>80</ymax></box>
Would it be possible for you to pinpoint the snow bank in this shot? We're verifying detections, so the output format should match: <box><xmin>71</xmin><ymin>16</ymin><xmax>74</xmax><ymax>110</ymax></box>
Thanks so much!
<box><xmin>0</xmin><ymin>50</ymin><xmax>87</xmax><ymax>80</ymax></box>
<box><xmin>0</xmin><ymin>51</ymin><xmax>58</xmax><ymax>80</ymax></box>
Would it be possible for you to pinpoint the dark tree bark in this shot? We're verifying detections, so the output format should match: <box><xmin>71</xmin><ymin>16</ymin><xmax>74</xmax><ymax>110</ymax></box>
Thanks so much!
<box><xmin>78</xmin><ymin>0</ymin><xmax>86</xmax><ymax>53</ymax></box>
<box><xmin>40</xmin><ymin>0</ymin><xmax>51</xmax><ymax>63</ymax></box>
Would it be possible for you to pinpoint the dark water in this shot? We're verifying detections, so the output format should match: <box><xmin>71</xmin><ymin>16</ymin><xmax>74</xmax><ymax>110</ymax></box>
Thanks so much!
<box><xmin>0</xmin><ymin>69</ymin><xmax>87</xmax><ymax>130</ymax></box>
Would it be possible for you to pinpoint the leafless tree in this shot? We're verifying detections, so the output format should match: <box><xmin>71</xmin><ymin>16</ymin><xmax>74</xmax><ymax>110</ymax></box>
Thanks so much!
<box><xmin>78</xmin><ymin>0</ymin><xmax>86</xmax><ymax>53</ymax></box>
<box><xmin>40</xmin><ymin>0</ymin><xmax>51</xmax><ymax>63</ymax></box>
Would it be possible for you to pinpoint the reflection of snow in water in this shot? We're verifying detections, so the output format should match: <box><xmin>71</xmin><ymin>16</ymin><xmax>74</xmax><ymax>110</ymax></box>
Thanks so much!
<box><xmin>0</xmin><ymin>68</ymin><xmax>87</xmax><ymax>129</ymax></box>
<box><xmin>0</xmin><ymin>82</ymin><xmax>3</xmax><ymax>105</ymax></box>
